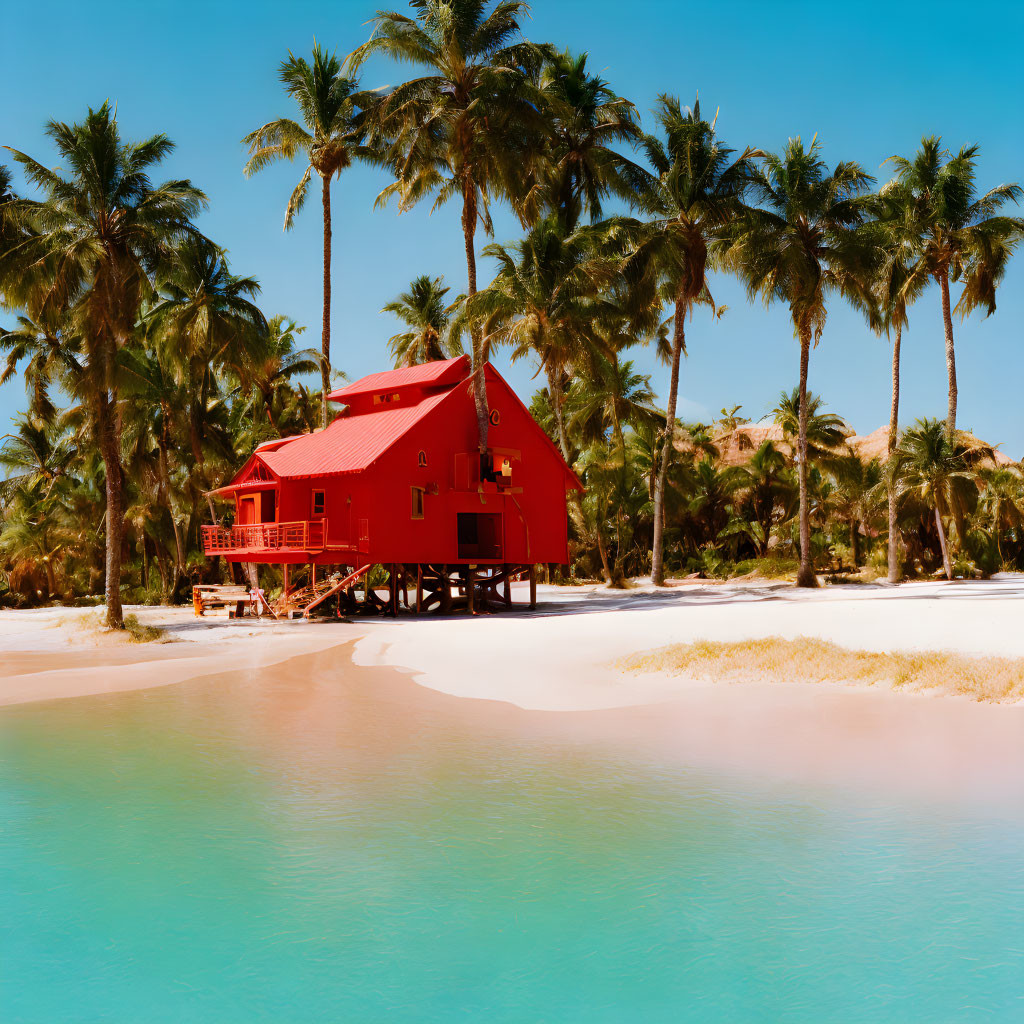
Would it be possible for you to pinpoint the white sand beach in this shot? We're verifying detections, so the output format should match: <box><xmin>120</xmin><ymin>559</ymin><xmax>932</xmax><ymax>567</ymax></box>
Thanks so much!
<box><xmin>3</xmin><ymin>576</ymin><xmax>1024</xmax><ymax>806</ymax></box>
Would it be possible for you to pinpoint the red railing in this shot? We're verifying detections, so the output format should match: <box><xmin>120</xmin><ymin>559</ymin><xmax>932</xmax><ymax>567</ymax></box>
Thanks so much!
<box><xmin>201</xmin><ymin>519</ymin><xmax>326</xmax><ymax>555</ymax></box>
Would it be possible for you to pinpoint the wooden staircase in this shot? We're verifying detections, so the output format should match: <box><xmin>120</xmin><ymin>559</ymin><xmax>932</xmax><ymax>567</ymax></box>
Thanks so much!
<box><xmin>272</xmin><ymin>565</ymin><xmax>372</xmax><ymax>619</ymax></box>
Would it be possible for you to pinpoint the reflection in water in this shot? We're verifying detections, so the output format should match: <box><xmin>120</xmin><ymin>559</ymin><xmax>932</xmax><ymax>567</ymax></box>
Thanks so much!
<box><xmin>2</xmin><ymin>648</ymin><xmax>1023</xmax><ymax>1022</ymax></box>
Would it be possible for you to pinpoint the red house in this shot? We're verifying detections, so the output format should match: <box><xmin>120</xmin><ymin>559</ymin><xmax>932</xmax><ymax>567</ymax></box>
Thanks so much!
<box><xmin>202</xmin><ymin>356</ymin><xmax>581</xmax><ymax>612</ymax></box>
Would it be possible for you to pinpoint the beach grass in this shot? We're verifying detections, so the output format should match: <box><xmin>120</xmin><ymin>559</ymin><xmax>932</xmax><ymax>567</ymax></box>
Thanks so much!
<box><xmin>619</xmin><ymin>637</ymin><xmax>1024</xmax><ymax>704</ymax></box>
<box><xmin>122</xmin><ymin>614</ymin><xmax>168</xmax><ymax>643</ymax></box>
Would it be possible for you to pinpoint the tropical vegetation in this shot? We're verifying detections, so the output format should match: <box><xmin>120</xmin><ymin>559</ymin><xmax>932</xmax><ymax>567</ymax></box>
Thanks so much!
<box><xmin>1</xmin><ymin>2</ymin><xmax>1022</xmax><ymax>622</ymax></box>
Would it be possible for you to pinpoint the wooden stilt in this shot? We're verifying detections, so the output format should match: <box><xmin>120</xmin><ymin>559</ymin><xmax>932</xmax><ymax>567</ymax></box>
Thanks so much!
<box><xmin>503</xmin><ymin>562</ymin><xmax>512</xmax><ymax>608</ymax></box>
<box><xmin>528</xmin><ymin>564</ymin><xmax>537</xmax><ymax>609</ymax></box>
<box><xmin>283</xmin><ymin>563</ymin><xmax>290</xmax><ymax>596</ymax></box>
<box><xmin>467</xmin><ymin>566</ymin><xmax>475</xmax><ymax>614</ymax></box>
<box><xmin>416</xmin><ymin>565</ymin><xmax>423</xmax><ymax>614</ymax></box>
<box><xmin>311</xmin><ymin>562</ymin><xmax>317</xmax><ymax>588</ymax></box>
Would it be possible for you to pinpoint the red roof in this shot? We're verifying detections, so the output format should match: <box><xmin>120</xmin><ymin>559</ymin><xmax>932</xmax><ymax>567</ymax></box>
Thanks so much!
<box><xmin>328</xmin><ymin>355</ymin><xmax>470</xmax><ymax>404</ymax></box>
<box><xmin>255</xmin><ymin>387</ymin><xmax>454</xmax><ymax>479</ymax></box>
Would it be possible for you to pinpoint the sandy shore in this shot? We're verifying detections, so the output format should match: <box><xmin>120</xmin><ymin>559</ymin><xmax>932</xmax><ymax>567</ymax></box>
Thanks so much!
<box><xmin>2</xmin><ymin>575</ymin><xmax>1023</xmax><ymax>711</ymax></box>
<box><xmin>2</xmin><ymin>576</ymin><xmax>1024</xmax><ymax>806</ymax></box>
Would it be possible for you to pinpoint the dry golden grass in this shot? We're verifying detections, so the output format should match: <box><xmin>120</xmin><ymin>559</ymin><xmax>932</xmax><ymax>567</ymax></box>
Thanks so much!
<box><xmin>618</xmin><ymin>637</ymin><xmax>1024</xmax><ymax>704</ymax></box>
<box><xmin>50</xmin><ymin>609</ymin><xmax>169</xmax><ymax>644</ymax></box>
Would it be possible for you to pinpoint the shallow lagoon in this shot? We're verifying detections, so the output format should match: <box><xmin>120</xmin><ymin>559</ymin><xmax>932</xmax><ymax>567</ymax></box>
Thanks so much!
<box><xmin>2</xmin><ymin>650</ymin><xmax>1022</xmax><ymax>1022</ymax></box>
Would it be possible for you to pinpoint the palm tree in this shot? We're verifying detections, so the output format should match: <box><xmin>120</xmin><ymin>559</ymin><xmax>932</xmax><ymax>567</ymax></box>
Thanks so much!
<box><xmin>1</xmin><ymin>103</ymin><xmax>205</xmax><ymax>626</ymax></box>
<box><xmin>894</xmin><ymin>418</ymin><xmax>981</xmax><ymax>580</ymax></box>
<box><xmin>459</xmin><ymin>216</ymin><xmax>620</xmax><ymax>459</ymax></box>
<box><xmin>830</xmin><ymin>454</ymin><xmax>884</xmax><ymax>567</ymax></box>
<box><xmin>147</xmin><ymin>238</ymin><xmax>266</xmax><ymax>469</ymax></box>
<box><xmin>772</xmin><ymin>388</ymin><xmax>849</xmax><ymax>469</ymax></box>
<box><xmin>0</xmin><ymin>412</ymin><xmax>76</xmax><ymax>501</ymax></box>
<box><xmin>885</xmin><ymin>138</ymin><xmax>1023</xmax><ymax>435</ymax></box>
<box><xmin>382</xmin><ymin>275</ymin><xmax>463</xmax><ymax>367</ymax></box>
<box><xmin>119</xmin><ymin>345</ymin><xmax>191</xmax><ymax>588</ymax></box>
<box><xmin>0</xmin><ymin>164</ymin><xmax>23</xmax><ymax>268</ymax></box>
<box><xmin>536</xmin><ymin>49</ymin><xmax>648</xmax><ymax>231</ymax></box>
<box><xmin>230</xmin><ymin>315</ymin><xmax>320</xmax><ymax>428</ymax></box>
<box><xmin>350</xmin><ymin>0</ymin><xmax>546</xmax><ymax>454</ymax></box>
<box><xmin>725</xmin><ymin>136</ymin><xmax>876</xmax><ymax>587</ymax></box>
<box><xmin>978</xmin><ymin>467</ymin><xmax>1024</xmax><ymax>566</ymax></box>
<box><xmin>631</xmin><ymin>96</ymin><xmax>759</xmax><ymax>585</ymax></box>
<box><xmin>869</xmin><ymin>181</ymin><xmax>928</xmax><ymax>582</ymax></box>
<box><xmin>733</xmin><ymin>440</ymin><xmax>792</xmax><ymax>557</ymax></box>
<box><xmin>243</xmin><ymin>44</ymin><xmax>380</xmax><ymax>429</ymax></box>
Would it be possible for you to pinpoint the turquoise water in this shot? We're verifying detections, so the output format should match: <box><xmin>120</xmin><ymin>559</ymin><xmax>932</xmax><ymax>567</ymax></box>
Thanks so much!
<box><xmin>2</xmin><ymin>654</ymin><xmax>1023</xmax><ymax>1022</ymax></box>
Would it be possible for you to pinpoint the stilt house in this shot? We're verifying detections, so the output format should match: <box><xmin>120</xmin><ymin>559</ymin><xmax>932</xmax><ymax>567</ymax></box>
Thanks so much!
<box><xmin>202</xmin><ymin>356</ymin><xmax>581</xmax><ymax>582</ymax></box>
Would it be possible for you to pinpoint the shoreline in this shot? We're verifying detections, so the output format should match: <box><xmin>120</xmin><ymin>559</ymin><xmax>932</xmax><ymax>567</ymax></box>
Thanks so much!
<box><xmin>2</xmin><ymin>575</ymin><xmax>1023</xmax><ymax>711</ymax></box>
<box><xmin>2</xmin><ymin>578</ymin><xmax>1024</xmax><ymax>807</ymax></box>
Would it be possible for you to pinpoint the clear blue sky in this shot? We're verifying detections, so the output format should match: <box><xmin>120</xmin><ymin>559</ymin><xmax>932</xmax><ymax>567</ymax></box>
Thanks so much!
<box><xmin>4</xmin><ymin>0</ymin><xmax>1023</xmax><ymax>455</ymax></box>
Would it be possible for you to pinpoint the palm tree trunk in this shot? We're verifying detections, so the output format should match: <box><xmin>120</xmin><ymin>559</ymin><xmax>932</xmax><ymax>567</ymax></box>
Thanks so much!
<box><xmin>887</xmin><ymin>321</ymin><xmax>902</xmax><ymax>584</ymax></box>
<box><xmin>262</xmin><ymin>389</ymin><xmax>281</xmax><ymax>431</ymax></box>
<box><xmin>546</xmin><ymin>365</ymin><xmax>571</xmax><ymax>462</ymax></box>
<box><xmin>157</xmin><ymin>429</ymin><xmax>186</xmax><ymax>592</ymax></box>
<box><xmin>651</xmin><ymin>298</ymin><xmax>685</xmax><ymax>585</ymax></box>
<box><xmin>595</xmin><ymin>523</ymin><xmax>612</xmax><ymax>583</ymax></box>
<box><xmin>462</xmin><ymin>179</ymin><xmax>489</xmax><ymax>455</ymax></box>
<box><xmin>934</xmin><ymin>503</ymin><xmax>953</xmax><ymax>580</ymax></box>
<box><xmin>43</xmin><ymin>553</ymin><xmax>57</xmax><ymax>599</ymax></box>
<box><xmin>796</xmin><ymin>323</ymin><xmax>818</xmax><ymax>588</ymax></box>
<box><xmin>939</xmin><ymin>271</ymin><xmax>958</xmax><ymax>437</ymax></box>
<box><xmin>139</xmin><ymin>528</ymin><xmax>148</xmax><ymax>593</ymax></box>
<box><xmin>154</xmin><ymin>542</ymin><xmax>169</xmax><ymax>603</ymax></box>
<box><xmin>320</xmin><ymin>175</ymin><xmax>332</xmax><ymax>431</ymax></box>
<box><xmin>546</xmin><ymin>364</ymin><xmax>589</xmax><ymax>544</ymax></box>
<box><xmin>96</xmin><ymin>393</ymin><xmax>125</xmax><ymax>627</ymax></box>
<box><xmin>850</xmin><ymin>518</ymin><xmax>861</xmax><ymax>567</ymax></box>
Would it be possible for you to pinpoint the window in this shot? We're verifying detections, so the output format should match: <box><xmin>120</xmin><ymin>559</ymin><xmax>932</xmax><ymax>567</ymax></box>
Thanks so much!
<box><xmin>312</xmin><ymin>490</ymin><xmax>325</xmax><ymax>516</ymax></box>
<box><xmin>411</xmin><ymin>486</ymin><xmax>425</xmax><ymax>519</ymax></box>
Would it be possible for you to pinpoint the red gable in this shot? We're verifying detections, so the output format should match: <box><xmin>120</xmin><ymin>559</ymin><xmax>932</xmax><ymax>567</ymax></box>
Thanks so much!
<box><xmin>327</xmin><ymin>355</ymin><xmax>470</xmax><ymax>405</ymax></box>
<box><xmin>213</xmin><ymin>356</ymin><xmax>580</xmax><ymax>487</ymax></box>
<box><xmin>254</xmin><ymin>388</ymin><xmax>453</xmax><ymax>480</ymax></box>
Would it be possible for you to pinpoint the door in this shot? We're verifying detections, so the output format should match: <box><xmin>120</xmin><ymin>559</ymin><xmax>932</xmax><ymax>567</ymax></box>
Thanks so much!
<box><xmin>457</xmin><ymin>512</ymin><xmax>503</xmax><ymax>561</ymax></box>
<box><xmin>238</xmin><ymin>497</ymin><xmax>256</xmax><ymax>525</ymax></box>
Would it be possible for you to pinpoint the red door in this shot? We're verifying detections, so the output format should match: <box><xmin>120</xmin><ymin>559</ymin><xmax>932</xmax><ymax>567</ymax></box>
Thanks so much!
<box><xmin>238</xmin><ymin>497</ymin><xmax>256</xmax><ymax>525</ymax></box>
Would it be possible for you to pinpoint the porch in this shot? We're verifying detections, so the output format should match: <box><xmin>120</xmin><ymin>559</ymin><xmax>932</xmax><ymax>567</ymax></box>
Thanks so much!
<box><xmin>201</xmin><ymin>519</ymin><xmax>330</xmax><ymax>558</ymax></box>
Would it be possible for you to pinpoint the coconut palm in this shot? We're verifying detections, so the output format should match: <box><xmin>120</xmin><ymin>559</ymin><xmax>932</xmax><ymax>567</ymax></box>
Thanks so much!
<box><xmin>894</xmin><ymin>418</ymin><xmax>982</xmax><ymax>580</ymax></box>
<box><xmin>830</xmin><ymin>454</ymin><xmax>884</xmax><ymax>567</ymax></box>
<box><xmin>885</xmin><ymin>138</ymin><xmax>1023</xmax><ymax>435</ymax></box>
<box><xmin>0</xmin><ymin>413</ymin><xmax>77</xmax><ymax>501</ymax></box>
<box><xmin>1</xmin><ymin>103</ymin><xmax>205</xmax><ymax>626</ymax></box>
<box><xmin>868</xmin><ymin>181</ymin><xmax>929</xmax><ymax>582</ymax></box>
<box><xmin>977</xmin><ymin>467</ymin><xmax>1024</xmax><ymax>565</ymax></box>
<box><xmin>0</xmin><ymin>164</ymin><xmax>23</xmax><ymax>271</ymax></box>
<box><xmin>724</xmin><ymin>136</ymin><xmax>877</xmax><ymax>587</ymax></box>
<box><xmin>732</xmin><ymin>440</ymin><xmax>793</xmax><ymax>557</ymax></box>
<box><xmin>772</xmin><ymin>388</ymin><xmax>850</xmax><ymax>469</ymax></box>
<box><xmin>459</xmin><ymin>216</ymin><xmax>623</xmax><ymax>459</ymax></box>
<box><xmin>147</xmin><ymin>238</ymin><xmax>266</xmax><ymax>469</ymax></box>
<box><xmin>119</xmin><ymin>345</ymin><xmax>192</xmax><ymax>587</ymax></box>
<box><xmin>350</xmin><ymin>0</ymin><xmax>547</xmax><ymax>453</ymax></box>
<box><xmin>382</xmin><ymin>275</ymin><xmax>463</xmax><ymax>367</ymax></box>
<box><xmin>631</xmin><ymin>96</ymin><xmax>759</xmax><ymax>585</ymax></box>
<box><xmin>229</xmin><ymin>315</ymin><xmax>320</xmax><ymax>429</ymax></box>
<box><xmin>243</xmin><ymin>44</ymin><xmax>381</xmax><ymax>429</ymax></box>
<box><xmin>535</xmin><ymin>49</ymin><xmax>649</xmax><ymax>230</ymax></box>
